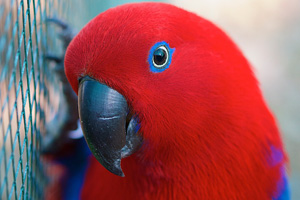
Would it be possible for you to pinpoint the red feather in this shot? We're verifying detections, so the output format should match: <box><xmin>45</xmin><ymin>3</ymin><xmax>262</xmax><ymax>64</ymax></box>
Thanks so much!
<box><xmin>65</xmin><ymin>3</ymin><xmax>287</xmax><ymax>199</ymax></box>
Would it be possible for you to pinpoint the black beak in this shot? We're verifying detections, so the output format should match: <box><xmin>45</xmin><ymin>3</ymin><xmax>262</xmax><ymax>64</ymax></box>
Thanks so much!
<box><xmin>78</xmin><ymin>76</ymin><xmax>142</xmax><ymax>177</ymax></box>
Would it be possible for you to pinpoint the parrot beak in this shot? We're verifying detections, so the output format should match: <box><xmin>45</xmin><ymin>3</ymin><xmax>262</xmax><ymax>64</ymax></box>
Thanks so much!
<box><xmin>78</xmin><ymin>76</ymin><xmax>142</xmax><ymax>177</ymax></box>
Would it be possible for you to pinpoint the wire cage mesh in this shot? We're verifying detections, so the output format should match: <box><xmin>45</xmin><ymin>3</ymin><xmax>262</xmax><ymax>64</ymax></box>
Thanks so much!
<box><xmin>0</xmin><ymin>1</ymin><xmax>146</xmax><ymax>199</ymax></box>
<box><xmin>0</xmin><ymin>0</ymin><xmax>69</xmax><ymax>199</ymax></box>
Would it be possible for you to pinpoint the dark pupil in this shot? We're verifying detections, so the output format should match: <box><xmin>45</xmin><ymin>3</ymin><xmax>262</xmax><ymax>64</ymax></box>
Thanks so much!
<box><xmin>153</xmin><ymin>48</ymin><xmax>167</xmax><ymax>66</ymax></box>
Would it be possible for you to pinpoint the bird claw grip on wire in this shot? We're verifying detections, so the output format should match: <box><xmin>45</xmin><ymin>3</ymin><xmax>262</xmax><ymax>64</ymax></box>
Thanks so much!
<box><xmin>42</xmin><ymin>18</ymin><xmax>80</xmax><ymax>154</ymax></box>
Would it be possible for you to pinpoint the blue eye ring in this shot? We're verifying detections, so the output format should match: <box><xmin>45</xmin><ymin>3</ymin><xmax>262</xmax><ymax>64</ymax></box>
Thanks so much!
<box><xmin>148</xmin><ymin>41</ymin><xmax>175</xmax><ymax>73</ymax></box>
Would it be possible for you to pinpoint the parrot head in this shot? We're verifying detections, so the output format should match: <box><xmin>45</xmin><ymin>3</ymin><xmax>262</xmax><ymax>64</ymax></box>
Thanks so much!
<box><xmin>65</xmin><ymin>4</ymin><xmax>285</xmax><ymax>193</ymax></box>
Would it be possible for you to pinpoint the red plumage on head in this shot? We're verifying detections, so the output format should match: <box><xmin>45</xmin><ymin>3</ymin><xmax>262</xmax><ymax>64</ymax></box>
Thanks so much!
<box><xmin>65</xmin><ymin>3</ymin><xmax>287</xmax><ymax>199</ymax></box>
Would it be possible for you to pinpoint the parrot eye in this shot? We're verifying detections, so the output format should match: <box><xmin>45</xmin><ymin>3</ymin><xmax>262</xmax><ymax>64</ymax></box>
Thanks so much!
<box><xmin>148</xmin><ymin>41</ymin><xmax>175</xmax><ymax>73</ymax></box>
<box><xmin>153</xmin><ymin>46</ymin><xmax>168</xmax><ymax>67</ymax></box>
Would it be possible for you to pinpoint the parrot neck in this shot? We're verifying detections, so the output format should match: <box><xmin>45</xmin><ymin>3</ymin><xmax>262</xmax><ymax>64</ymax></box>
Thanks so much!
<box><xmin>81</xmin><ymin>104</ymin><xmax>286</xmax><ymax>199</ymax></box>
<box><xmin>120</xmin><ymin>120</ymin><xmax>286</xmax><ymax>199</ymax></box>
<box><xmin>120</xmin><ymin>139</ymin><xmax>207</xmax><ymax>195</ymax></box>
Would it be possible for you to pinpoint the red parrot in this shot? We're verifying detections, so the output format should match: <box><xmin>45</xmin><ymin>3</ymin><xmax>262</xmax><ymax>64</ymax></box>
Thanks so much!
<box><xmin>64</xmin><ymin>3</ymin><xmax>290</xmax><ymax>199</ymax></box>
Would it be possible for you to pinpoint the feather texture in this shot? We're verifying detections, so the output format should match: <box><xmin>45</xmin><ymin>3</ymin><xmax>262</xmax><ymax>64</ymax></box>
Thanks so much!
<box><xmin>65</xmin><ymin>3</ymin><xmax>289</xmax><ymax>199</ymax></box>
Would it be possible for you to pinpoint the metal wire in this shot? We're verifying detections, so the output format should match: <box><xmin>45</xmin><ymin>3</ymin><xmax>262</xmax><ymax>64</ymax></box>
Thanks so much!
<box><xmin>0</xmin><ymin>0</ymin><xmax>65</xmax><ymax>199</ymax></box>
